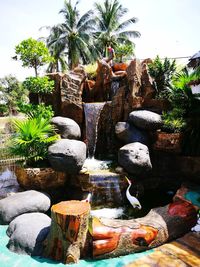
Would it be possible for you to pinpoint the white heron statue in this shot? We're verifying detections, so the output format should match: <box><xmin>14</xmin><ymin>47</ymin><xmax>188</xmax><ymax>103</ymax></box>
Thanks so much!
<box><xmin>125</xmin><ymin>177</ymin><xmax>142</xmax><ymax>209</ymax></box>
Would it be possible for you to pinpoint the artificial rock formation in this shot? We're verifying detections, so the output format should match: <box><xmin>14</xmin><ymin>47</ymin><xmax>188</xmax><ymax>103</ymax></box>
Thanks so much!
<box><xmin>7</xmin><ymin>213</ymin><xmax>51</xmax><ymax>256</ymax></box>
<box><xmin>129</xmin><ymin>110</ymin><xmax>163</xmax><ymax>131</ymax></box>
<box><xmin>0</xmin><ymin>190</ymin><xmax>51</xmax><ymax>224</ymax></box>
<box><xmin>48</xmin><ymin>139</ymin><xmax>86</xmax><ymax>174</ymax></box>
<box><xmin>15</xmin><ymin>166</ymin><xmax>67</xmax><ymax>191</ymax></box>
<box><xmin>44</xmin><ymin>200</ymin><xmax>91</xmax><ymax>264</ymax></box>
<box><xmin>46</xmin><ymin>69</ymin><xmax>86</xmax><ymax>125</ymax></box>
<box><xmin>118</xmin><ymin>142</ymin><xmax>152</xmax><ymax>175</ymax></box>
<box><xmin>51</xmin><ymin>116</ymin><xmax>81</xmax><ymax>139</ymax></box>
<box><xmin>115</xmin><ymin>121</ymin><xmax>149</xmax><ymax>145</ymax></box>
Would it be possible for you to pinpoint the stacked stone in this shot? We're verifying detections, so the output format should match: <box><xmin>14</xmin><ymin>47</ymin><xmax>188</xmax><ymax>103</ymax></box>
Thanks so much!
<box><xmin>116</xmin><ymin>110</ymin><xmax>163</xmax><ymax>175</ymax></box>
<box><xmin>49</xmin><ymin>116</ymin><xmax>86</xmax><ymax>174</ymax></box>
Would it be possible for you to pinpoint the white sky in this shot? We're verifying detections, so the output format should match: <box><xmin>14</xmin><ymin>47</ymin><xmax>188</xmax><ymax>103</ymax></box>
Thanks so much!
<box><xmin>0</xmin><ymin>0</ymin><xmax>199</xmax><ymax>81</ymax></box>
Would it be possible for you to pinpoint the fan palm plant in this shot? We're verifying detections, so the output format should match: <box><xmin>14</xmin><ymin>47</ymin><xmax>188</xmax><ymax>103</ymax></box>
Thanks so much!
<box><xmin>46</xmin><ymin>0</ymin><xmax>98</xmax><ymax>70</ymax></box>
<box><xmin>94</xmin><ymin>0</ymin><xmax>140</xmax><ymax>57</ymax></box>
<box><xmin>9</xmin><ymin>117</ymin><xmax>59</xmax><ymax>166</ymax></box>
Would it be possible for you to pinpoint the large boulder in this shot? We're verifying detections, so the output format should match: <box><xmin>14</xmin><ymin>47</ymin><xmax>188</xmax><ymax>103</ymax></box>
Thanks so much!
<box><xmin>115</xmin><ymin>122</ymin><xmax>149</xmax><ymax>145</ymax></box>
<box><xmin>51</xmin><ymin>116</ymin><xmax>81</xmax><ymax>140</ymax></box>
<box><xmin>48</xmin><ymin>139</ymin><xmax>87</xmax><ymax>173</ymax></box>
<box><xmin>7</xmin><ymin>213</ymin><xmax>51</xmax><ymax>256</ymax></box>
<box><xmin>0</xmin><ymin>190</ymin><xmax>51</xmax><ymax>224</ymax></box>
<box><xmin>129</xmin><ymin>110</ymin><xmax>163</xmax><ymax>130</ymax></box>
<box><xmin>118</xmin><ymin>142</ymin><xmax>152</xmax><ymax>175</ymax></box>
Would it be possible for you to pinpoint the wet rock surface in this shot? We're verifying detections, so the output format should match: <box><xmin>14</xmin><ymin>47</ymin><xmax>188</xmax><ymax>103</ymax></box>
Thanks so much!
<box><xmin>118</xmin><ymin>142</ymin><xmax>152</xmax><ymax>175</ymax></box>
<box><xmin>0</xmin><ymin>190</ymin><xmax>51</xmax><ymax>224</ymax></box>
<box><xmin>48</xmin><ymin>139</ymin><xmax>86</xmax><ymax>173</ymax></box>
<box><xmin>51</xmin><ymin>116</ymin><xmax>81</xmax><ymax>139</ymax></box>
<box><xmin>7</xmin><ymin>212</ymin><xmax>51</xmax><ymax>256</ymax></box>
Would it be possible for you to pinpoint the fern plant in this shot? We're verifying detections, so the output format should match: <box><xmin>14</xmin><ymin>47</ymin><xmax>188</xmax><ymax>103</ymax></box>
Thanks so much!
<box><xmin>9</xmin><ymin>117</ymin><xmax>59</xmax><ymax>166</ymax></box>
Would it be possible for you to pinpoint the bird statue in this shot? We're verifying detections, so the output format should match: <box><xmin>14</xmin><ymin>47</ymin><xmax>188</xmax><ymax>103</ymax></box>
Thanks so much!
<box><xmin>82</xmin><ymin>192</ymin><xmax>92</xmax><ymax>203</ymax></box>
<box><xmin>125</xmin><ymin>177</ymin><xmax>142</xmax><ymax>209</ymax></box>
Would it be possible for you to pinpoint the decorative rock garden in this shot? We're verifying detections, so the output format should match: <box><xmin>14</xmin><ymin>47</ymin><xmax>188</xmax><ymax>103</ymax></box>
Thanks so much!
<box><xmin>1</xmin><ymin>57</ymin><xmax>200</xmax><ymax>265</ymax></box>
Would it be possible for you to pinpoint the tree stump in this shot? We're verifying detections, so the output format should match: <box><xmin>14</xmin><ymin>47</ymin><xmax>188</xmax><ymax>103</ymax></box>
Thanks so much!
<box><xmin>43</xmin><ymin>200</ymin><xmax>90</xmax><ymax>264</ymax></box>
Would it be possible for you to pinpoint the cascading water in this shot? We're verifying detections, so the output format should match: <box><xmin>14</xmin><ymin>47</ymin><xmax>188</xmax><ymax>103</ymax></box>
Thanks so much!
<box><xmin>83</xmin><ymin>102</ymin><xmax>105</xmax><ymax>158</ymax></box>
<box><xmin>110</xmin><ymin>80</ymin><xmax>120</xmax><ymax>100</ymax></box>
<box><xmin>0</xmin><ymin>164</ymin><xmax>20</xmax><ymax>199</ymax></box>
<box><xmin>83</xmin><ymin>102</ymin><xmax>125</xmax><ymax>218</ymax></box>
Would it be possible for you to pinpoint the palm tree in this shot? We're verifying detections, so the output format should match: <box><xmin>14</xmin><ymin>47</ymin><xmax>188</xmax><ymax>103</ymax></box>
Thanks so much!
<box><xmin>94</xmin><ymin>0</ymin><xmax>140</xmax><ymax>57</ymax></box>
<box><xmin>45</xmin><ymin>25</ymin><xmax>68</xmax><ymax>72</ymax></box>
<box><xmin>46</xmin><ymin>0</ymin><xmax>98</xmax><ymax>70</ymax></box>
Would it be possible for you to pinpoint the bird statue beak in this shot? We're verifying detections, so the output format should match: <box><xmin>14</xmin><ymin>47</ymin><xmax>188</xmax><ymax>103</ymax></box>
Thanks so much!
<box><xmin>125</xmin><ymin>176</ymin><xmax>131</xmax><ymax>185</ymax></box>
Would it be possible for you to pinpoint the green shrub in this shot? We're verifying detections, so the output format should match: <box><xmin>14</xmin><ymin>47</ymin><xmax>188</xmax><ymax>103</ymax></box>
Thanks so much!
<box><xmin>84</xmin><ymin>63</ymin><xmax>97</xmax><ymax>80</ymax></box>
<box><xmin>22</xmin><ymin>76</ymin><xmax>54</xmax><ymax>94</ymax></box>
<box><xmin>148</xmin><ymin>56</ymin><xmax>177</xmax><ymax>98</ymax></box>
<box><xmin>115</xmin><ymin>43</ymin><xmax>134</xmax><ymax>62</ymax></box>
<box><xmin>162</xmin><ymin>109</ymin><xmax>186</xmax><ymax>133</ymax></box>
<box><xmin>9</xmin><ymin>117</ymin><xmax>59</xmax><ymax>166</ymax></box>
<box><xmin>17</xmin><ymin>103</ymin><xmax>54</xmax><ymax>121</ymax></box>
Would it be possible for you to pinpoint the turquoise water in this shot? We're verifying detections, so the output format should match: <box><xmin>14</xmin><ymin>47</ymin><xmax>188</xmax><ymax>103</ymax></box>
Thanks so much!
<box><xmin>185</xmin><ymin>191</ymin><xmax>200</xmax><ymax>207</ymax></box>
<box><xmin>0</xmin><ymin>225</ymin><xmax>153</xmax><ymax>267</ymax></box>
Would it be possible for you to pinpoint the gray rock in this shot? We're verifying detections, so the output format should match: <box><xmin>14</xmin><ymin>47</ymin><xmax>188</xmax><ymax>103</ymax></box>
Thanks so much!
<box><xmin>115</xmin><ymin>122</ymin><xmax>149</xmax><ymax>145</ymax></box>
<box><xmin>118</xmin><ymin>142</ymin><xmax>152</xmax><ymax>175</ymax></box>
<box><xmin>48</xmin><ymin>139</ymin><xmax>86</xmax><ymax>173</ymax></box>
<box><xmin>0</xmin><ymin>168</ymin><xmax>21</xmax><ymax>199</ymax></box>
<box><xmin>129</xmin><ymin>110</ymin><xmax>163</xmax><ymax>130</ymax></box>
<box><xmin>7</xmin><ymin>213</ymin><xmax>51</xmax><ymax>256</ymax></box>
<box><xmin>0</xmin><ymin>190</ymin><xmax>51</xmax><ymax>224</ymax></box>
<box><xmin>51</xmin><ymin>116</ymin><xmax>81</xmax><ymax>139</ymax></box>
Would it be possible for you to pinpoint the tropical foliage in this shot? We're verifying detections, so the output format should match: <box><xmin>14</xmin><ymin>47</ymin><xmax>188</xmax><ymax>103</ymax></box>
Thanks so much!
<box><xmin>115</xmin><ymin>43</ymin><xmax>134</xmax><ymax>62</ymax></box>
<box><xmin>22</xmin><ymin>76</ymin><xmax>54</xmax><ymax>94</ymax></box>
<box><xmin>17</xmin><ymin>103</ymin><xmax>54</xmax><ymax>121</ymax></box>
<box><xmin>161</xmin><ymin>65</ymin><xmax>200</xmax><ymax>155</ymax></box>
<box><xmin>46</xmin><ymin>0</ymin><xmax>98</xmax><ymax>70</ymax></box>
<box><xmin>9</xmin><ymin>117</ymin><xmax>59</xmax><ymax>166</ymax></box>
<box><xmin>148</xmin><ymin>56</ymin><xmax>177</xmax><ymax>98</ymax></box>
<box><xmin>0</xmin><ymin>75</ymin><xmax>28</xmax><ymax>115</ymax></box>
<box><xmin>14</xmin><ymin>38</ymin><xmax>53</xmax><ymax>76</ymax></box>
<box><xmin>94</xmin><ymin>0</ymin><xmax>140</xmax><ymax>57</ymax></box>
<box><xmin>44</xmin><ymin>0</ymin><xmax>140</xmax><ymax>70</ymax></box>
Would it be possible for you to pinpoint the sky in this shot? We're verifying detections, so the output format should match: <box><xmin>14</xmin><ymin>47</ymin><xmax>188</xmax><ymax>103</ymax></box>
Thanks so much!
<box><xmin>0</xmin><ymin>0</ymin><xmax>200</xmax><ymax>81</ymax></box>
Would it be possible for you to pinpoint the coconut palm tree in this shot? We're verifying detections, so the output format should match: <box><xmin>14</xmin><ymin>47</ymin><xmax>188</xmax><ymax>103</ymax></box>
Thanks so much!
<box><xmin>46</xmin><ymin>0</ymin><xmax>98</xmax><ymax>70</ymax></box>
<box><xmin>94</xmin><ymin>0</ymin><xmax>140</xmax><ymax>57</ymax></box>
<box><xmin>45</xmin><ymin>25</ymin><xmax>68</xmax><ymax>72</ymax></box>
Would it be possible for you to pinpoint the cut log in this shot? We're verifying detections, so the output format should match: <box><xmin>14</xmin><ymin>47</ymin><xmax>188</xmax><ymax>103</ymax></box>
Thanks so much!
<box><xmin>43</xmin><ymin>200</ymin><xmax>90</xmax><ymax>264</ymax></box>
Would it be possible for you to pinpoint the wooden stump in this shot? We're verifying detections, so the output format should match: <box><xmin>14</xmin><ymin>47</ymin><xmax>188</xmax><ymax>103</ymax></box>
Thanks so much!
<box><xmin>43</xmin><ymin>200</ymin><xmax>90</xmax><ymax>264</ymax></box>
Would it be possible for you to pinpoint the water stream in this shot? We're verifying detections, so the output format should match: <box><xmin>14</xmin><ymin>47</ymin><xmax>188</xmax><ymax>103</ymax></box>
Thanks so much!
<box><xmin>83</xmin><ymin>102</ymin><xmax>105</xmax><ymax>158</ymax></box>
<box><xmin>83</xmin><ymin>102</ymin><xmax>125</xmax><ymax>216</ymax></box>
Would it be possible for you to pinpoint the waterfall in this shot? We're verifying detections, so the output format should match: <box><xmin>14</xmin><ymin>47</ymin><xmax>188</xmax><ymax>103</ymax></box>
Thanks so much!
<box><xmin>83</xmin><ymin>102</ymin><xmax>105</xmax><ymax>158</ymax></box>
<box><xmin>90</xmin><ymin>172</ymin><xmax>123</xmax><ymax>208</ymax></box>
<box><xmin>110</xmin><ymin>80</ymin><xmax>120</xmax><ymax>100</ymax></box>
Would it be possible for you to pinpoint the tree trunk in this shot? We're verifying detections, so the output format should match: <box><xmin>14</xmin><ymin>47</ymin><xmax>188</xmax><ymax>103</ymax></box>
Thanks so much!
<box><xmin>43</xmin><ymin>200</ymin><xmax>90</xmax><ymax>264</ymax></box>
